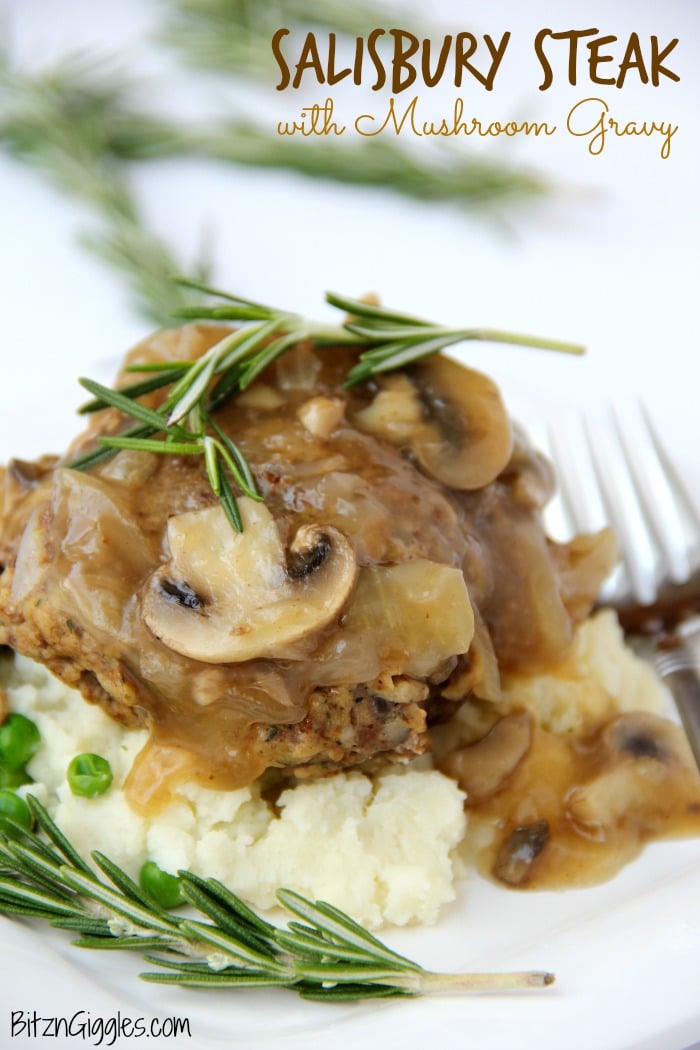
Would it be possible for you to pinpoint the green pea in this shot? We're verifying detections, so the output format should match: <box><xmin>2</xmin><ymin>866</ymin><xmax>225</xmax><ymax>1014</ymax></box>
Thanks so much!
<box><xmin>139</xmin><ymin>861</ymin><xmax>185</xmax><ymax>909</ymax></box>
<box><xmin>67</xmin><ymin>753</ymin><xmax>113</xmax><ymax>798</ymax></box>
<box><xmin>0</xmin><ymin>789</ymin><xmax>32</xmax><ymax>837</ymax></box>
<box><xmin>0</xmin><ymin>713</ymin><xmax>41</xmax><ymax>771</ymax></box>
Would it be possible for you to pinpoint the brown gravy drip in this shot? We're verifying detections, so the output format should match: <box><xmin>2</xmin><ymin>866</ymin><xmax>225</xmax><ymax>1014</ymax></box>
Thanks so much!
<box><xmin>445</xmin><ymin>711</ymin><xmax>700</xmax><ymax>889</ymax></box>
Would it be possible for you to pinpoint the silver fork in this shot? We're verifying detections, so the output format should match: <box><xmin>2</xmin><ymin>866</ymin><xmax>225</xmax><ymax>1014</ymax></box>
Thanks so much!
<box><xmin>541</xmin><ymin>403</ymin><xmax>700</xmax><ymax>770</ymax></box>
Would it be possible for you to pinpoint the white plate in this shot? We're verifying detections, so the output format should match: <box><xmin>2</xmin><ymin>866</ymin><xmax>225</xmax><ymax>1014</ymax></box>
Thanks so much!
<box><xmin>1</xmin><ymin>1</ymin><xmax>699</xmax><ymax>1048</ymax></box>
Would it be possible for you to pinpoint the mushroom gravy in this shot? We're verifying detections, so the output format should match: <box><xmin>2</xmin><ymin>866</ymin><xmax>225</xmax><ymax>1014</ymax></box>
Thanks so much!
<box><xmin>446</xmin><ymin>708</ymin><xmax>700</xmax><ymax>889</ymax></box>
<box><xmin>0</xmin><ymin>323</ymin><xmax>670</xmax><ymax>846</ymax></box>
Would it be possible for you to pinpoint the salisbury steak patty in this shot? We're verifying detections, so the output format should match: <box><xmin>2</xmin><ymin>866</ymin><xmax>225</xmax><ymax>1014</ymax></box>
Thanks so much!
<box><xmin>0</xmin><ymin>324</ymin><xmax>615</xmax><ymax>807</ymax></box>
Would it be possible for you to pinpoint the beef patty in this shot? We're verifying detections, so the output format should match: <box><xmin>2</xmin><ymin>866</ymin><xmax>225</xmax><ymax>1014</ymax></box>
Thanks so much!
<box><xmin>0</xmin><ymin>324</ymin><xmax>616</xmax><ymax>809</ymax></box>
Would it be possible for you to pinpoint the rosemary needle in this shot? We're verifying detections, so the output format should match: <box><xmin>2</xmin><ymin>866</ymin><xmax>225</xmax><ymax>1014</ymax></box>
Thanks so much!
<box><xmin>0</xmin><ymin>796</ymin><xmax>555</xmax><ymax>1001</ymax></box>
<box><xmin>70</xmin><ymin>280</ymin><xmax>583</xmax><ymax>531</ymax></box>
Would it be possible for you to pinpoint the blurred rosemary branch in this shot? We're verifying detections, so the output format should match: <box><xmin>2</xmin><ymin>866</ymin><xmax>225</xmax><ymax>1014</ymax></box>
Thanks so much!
<box><xmin>199</xmin><ymin>125</ymin><xmax>549</xmax><ymax>206</ymax></box>
<box><xmin>160</xmin><ymin>0</ymin><xmax>423</xmax><ymax>80</ymax></box>
<box><xmin>0</xmin><ymin>56</ymin><xmax>209</xmax><ymax>325</ymax></box>
<box><xmin>159</xmin><ymin>0</ymin><xmax>550</xmax><ymax>205</ymax></box>
<box><xmin>0</xmin><ymin>53</ymin><xmax>550</xmax><ymax>211</ymax></box>
<box><xmin>0</xmin><ymin>7</ymin><xmax>551</xmax><ymax>324</ymax></box>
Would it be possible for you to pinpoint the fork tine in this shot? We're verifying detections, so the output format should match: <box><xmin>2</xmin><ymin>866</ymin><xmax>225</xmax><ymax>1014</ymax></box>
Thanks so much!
<box><xmin>544</xmin><ymin>419</ymin><xmax>626</xmax><ymax>604</ymax></box>
<box><xmin>544</xmin><ymin>404</ymin><xmax>699</xmax><ymax>610</ymax></box>
<box><xmin>612</xmin><ymin>406</ymin><xmax>693</xmax><ymax>586</ymax></box>
<box><xmin>581</xmin><ymin>414</ymin><xmax>658</xmax><ymax>606</ymax></box>
<box><xmin>545</xmin><ymin>420</ymin><xmax>606</xmax><ymax>535</ymax></box>
<box><xmin>640</xmin><ymin>404</ymin><xmax>700</xmax><ymax>548</ymax></box>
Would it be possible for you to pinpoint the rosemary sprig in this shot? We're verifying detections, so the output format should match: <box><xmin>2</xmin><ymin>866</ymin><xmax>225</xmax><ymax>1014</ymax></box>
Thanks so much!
<box><xmin>70</xmin><ymin>279</ymin><xmax>583</xmax><ymax>530</ymax></box>
<box><xmin>0</xmin><ymin>797</ymin><xmax>554</xmax><ymax>1000</ymax></box>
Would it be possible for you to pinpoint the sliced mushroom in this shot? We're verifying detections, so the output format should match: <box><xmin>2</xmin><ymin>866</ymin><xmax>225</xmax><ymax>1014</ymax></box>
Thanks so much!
<box><xmin>566</xmin><ymin>711</ymin><xmax>696</xmax><ymax>838</ymax></box>
<box><xmin>142</xmin><ymin>498</ymin><xmax>357</xmax><ymax>663</ymax></box>
<box><xmin>440</xmin><ymin>711</ymin><xmax>533</xmax><ymax>803</ymax></box>
<box><xmin>600</xmin><ymin>711</ymin><xmax>678</xmax><ymax>763</ymax></box>
<box><xmin>493</xmin><ymin>819</ymin><xmax>550</xmax><ymax>886</ymax></box>
<box><xmin>499</xmin><ymin>425</ymin><xmax>556</xmax><ymax>510</ymax></box>
<box><xmin>354</xmin><ymin>355</ymin><xmax>513</xmax><ymax>490</ymax></box>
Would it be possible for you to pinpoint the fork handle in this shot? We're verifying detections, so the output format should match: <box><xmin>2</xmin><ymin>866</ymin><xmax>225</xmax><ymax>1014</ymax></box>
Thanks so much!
<box><xmin>653</xmin><ymin>641</ymin><xmax>700</xmax><ymax>772</ymax></box>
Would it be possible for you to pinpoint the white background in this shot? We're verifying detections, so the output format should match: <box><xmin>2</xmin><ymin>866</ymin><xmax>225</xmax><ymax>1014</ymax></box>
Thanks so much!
<box><xmin>1</xmin><ymin>2</ymin><xmax>699</xmax><ymax>1049</ymax></box>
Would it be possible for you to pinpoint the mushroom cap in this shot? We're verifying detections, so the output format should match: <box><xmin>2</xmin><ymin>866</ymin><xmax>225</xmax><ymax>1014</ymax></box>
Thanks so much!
<box><xmin>141</xmin><ymin>498</ymin><xmax>357</xmax><ymax>663</ymax></box>
<box><xmin>353</xmin><ymin>355</ymin><xmax>513</xmax><ymax>490</ymax></box>
<box><xmin>408</xmin><ymin>356</ymin><xmax>514</xmax><ymax>490</ymax></box>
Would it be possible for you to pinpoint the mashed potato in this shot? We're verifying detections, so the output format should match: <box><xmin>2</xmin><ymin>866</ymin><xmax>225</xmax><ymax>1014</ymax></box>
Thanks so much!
<box><xmin>499</xmin><ymin>610</ymin><xmax>667</xmax><ymax>732</ymax></box>
<box><xmin>0</xmin><ymin>610</ymin><xmax>670</xmax><ymax>926</ymax></box>
<box><xmin>0</xmin><ymin>653</ymin><xmax>466</xmax><ymax>929</ymax></box>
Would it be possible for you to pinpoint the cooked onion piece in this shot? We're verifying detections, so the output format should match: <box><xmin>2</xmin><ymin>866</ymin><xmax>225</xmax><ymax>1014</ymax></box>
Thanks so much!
<box><xmin>314</xmin><ymin>559</ymin><xmax>474</xmax><ymax>683</ymax></box>
<box><xmin>297</xmin><ymin>396</ymin><xmax>345</xmax><ymax>439</ymax></box>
